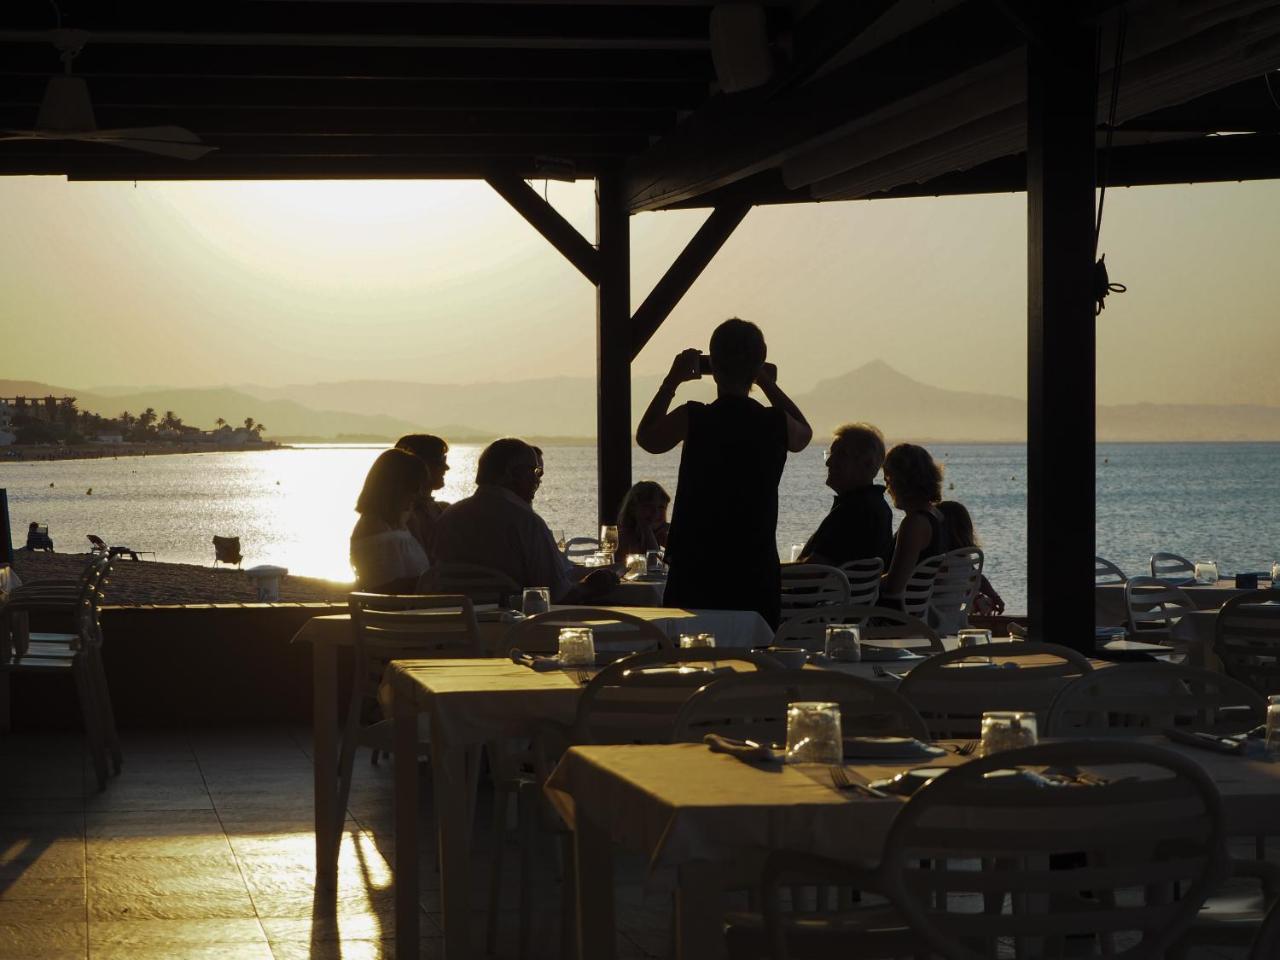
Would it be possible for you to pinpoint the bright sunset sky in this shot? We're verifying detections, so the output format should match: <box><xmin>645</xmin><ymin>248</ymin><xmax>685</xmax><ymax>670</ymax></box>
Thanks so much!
<box><xmin>0</xmin><ymin>175</ymin><xmax>1276</xmax><ymax>406</ymax></box>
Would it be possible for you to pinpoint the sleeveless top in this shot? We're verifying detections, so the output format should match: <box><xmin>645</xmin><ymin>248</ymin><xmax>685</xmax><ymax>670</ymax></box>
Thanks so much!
<box><xmin>912</xmin><ymin>507</ymin><xmax>951</xmax><ymax>560</ymax></box>
<box><xmin>662</xmin><ymin>396</ymin><xmax>788</xmax><ymax>627</ymax></box>
<box><xmin>350</xmin><ymin>528</ymin><xmax>430</xmax><ymax>591</ymax></box>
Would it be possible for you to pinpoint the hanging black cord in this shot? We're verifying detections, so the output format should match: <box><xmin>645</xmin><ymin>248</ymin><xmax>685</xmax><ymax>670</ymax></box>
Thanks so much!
<box><xmin>1095</xmin><ymin>10</ymin><xmax>1128</xmax><ymax>315</ymax></box>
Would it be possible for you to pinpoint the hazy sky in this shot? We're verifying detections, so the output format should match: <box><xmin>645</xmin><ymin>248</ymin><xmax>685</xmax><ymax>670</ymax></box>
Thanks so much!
<box><xmin>0</xmin><ymin>174</ymin><xmax>1276</xmax><ymax>405</ymax></box>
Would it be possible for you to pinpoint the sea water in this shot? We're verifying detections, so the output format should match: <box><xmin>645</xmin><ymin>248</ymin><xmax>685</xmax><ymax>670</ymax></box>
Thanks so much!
<box><xmin>4</xmin><ymin>442</ymin><xmax>1277</xmax><ymax>615</ymax></box>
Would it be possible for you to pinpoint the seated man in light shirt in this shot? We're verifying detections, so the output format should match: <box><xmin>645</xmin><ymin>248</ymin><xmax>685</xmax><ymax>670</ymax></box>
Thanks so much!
<box><xmin>432</xmin><ymin>438</ymin><xmax>616</xmax><ymax>603</ymax></box>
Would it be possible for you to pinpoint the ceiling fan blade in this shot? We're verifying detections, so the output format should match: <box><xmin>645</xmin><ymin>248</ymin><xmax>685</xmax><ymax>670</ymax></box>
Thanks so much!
<box><xmin>83</xmin><ymin>127</ymin><xmax>218</xmax><ymax>160</ymax></box>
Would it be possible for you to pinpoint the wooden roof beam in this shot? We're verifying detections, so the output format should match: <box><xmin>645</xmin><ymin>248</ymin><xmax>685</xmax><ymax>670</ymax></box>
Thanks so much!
<box><xmin>623</xmin><ymin>2</ymin><xmax>1022</xmax><ymax>211</ymax></box>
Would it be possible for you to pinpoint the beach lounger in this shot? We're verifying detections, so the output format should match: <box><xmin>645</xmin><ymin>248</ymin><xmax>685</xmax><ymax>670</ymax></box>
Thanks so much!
<box><xmin>87</xmin><ymin>534</ymin><xmax>153</xmax><ymax>561</ymax></box>
<box><xmin>213</xmin><ymin>535</ymin><xmax>243</xmax><ymax>568</ymax></box>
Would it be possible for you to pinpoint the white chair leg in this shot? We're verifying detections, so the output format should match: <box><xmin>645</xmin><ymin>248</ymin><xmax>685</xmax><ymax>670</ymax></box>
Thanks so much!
<box><xmin>73</xmin><ymin>657</ymin><xmax>109</xmax><ymax>791</ymax></box>
<box><xmin>333</xmin><ymin>685</ymin><xmax>364</xmax><ymax>851</ymax></box>
<box><xmin>518</xmin><ymin>781</ymin><xmax>536</xmax><ymax>960</ymax></box>
<box><xmin>89</xmin><ymin>648</ymin><xmax>122</xmax><ymax>774</ymax></box>
<box><xmin>487</xmin><ymin>778</ymin><xmax>514</xmax><ymax>955</ymax></box>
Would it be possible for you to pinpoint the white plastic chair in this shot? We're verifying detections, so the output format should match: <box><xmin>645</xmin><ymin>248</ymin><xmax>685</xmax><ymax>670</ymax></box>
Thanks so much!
<box><xmin>838</xmin><ymin>557</ymin><xmax>883</xmax><ymax>607</ymax></box>
<box><xmin>927</xmin><ymin>547</ymin><xmax>983</xmax><ymax>634</ymax></box>
<box><xmin>882</xmin><ymin>740</ymin><xmax>1226</xmax><ymax>960</ymax></box>
<box><xmin>773</xmin><ymin>603</ymin><xmax>942</xmax><ymax>654</ymax></box>
<box><xmin>898</xmin><ymin>641</ymin><xmax>1093</xmax><ymax>739</ymax></box>
<box><xmin>1046</xmin><ymin>663</ymin><xmax>1265</xmax><ymax>737</ymax></box>
<box><xmin>1125</xmin><ymin>575</ymin><xmax>1195</xmax><ymax>647</ymax></box>
<box><xmin>1150</xmin><ymin>551</ymin><xmax>1196</xmax><ymax>584</ymax></box>
<box><xmin>505</xmin><ymin>606</ymin><xmax>670</xmax><ymax>658</ymax></box>
<box><xmin>901</xmin><ymin>553</ymin><xmax>944</xmax><ymax>621</ymax></box>
<box><xmin>779</xmin><ymin>564</ymin><xmax>850</xmax><ymax>622</ymax></box>
<box><xmin>1214</xmin><ymin>590</ymin><xmax>1280</xmax><ymax>697</ymax></box>
<box><xmin>1095</xmin><ymin>555</ymin><xmax>1128</xmax><ymax>584</ymax></box>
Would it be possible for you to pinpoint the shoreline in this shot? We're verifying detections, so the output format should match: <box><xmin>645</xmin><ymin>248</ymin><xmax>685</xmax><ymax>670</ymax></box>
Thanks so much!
<box><xmin>9</xmin><ymin>551</ymin><xmax>351</xmax><ymax>605</ymax></box>
<box><xmin>2</xmin><ymin>440</ymin><xmax>284</xmax><ymax>463</ymax></box>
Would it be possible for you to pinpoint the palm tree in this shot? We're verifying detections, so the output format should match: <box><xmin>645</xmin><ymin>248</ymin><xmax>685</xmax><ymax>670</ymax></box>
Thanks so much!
<box><xmin>215</xmin><ymin>417</ymin><xmax>226</xmax><ymax>429</ymax></box>
<box><xmin>243</xmin><ymin>416</ymin><xmax>256</xmax><ymax>432</ymax></box>
<box><xmin>161</xmin><ymin>410</ymin><xmax>180</xmax><ymax>431</ymax></box>
<box><xmin>117</xmin><ymin>411</ymin><xmax>134</xmax><ymax>429</ymax></box>
<box><xmin>253</xmin><ymin>422</ymin><xmax>267</xmax><ymax>438</ymax></box>
<box><xmin>139</xmin><ymin>408</ymin><xmax>158</xmax><ymax>432</ymax></box>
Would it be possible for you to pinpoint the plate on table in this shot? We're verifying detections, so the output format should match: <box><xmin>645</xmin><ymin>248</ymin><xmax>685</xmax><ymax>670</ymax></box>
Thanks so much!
<box><xmin>857</xmin><ymin>645</ymin><xmax>927</xmax><ymax>663</ymax></box>
<box><xmin>869</xmin><ymin>767</ymin><xmax>950</xmax><ymax>796</ymax></box>
<box><xmin>843</xmin><ymin>737</ymin><xmax>945</xmax><ymax>760</ymax></box>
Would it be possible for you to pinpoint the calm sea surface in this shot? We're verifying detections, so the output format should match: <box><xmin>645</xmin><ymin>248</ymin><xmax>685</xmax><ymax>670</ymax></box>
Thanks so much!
<box><xmin>4</xmin><ymin>442</ymin><xmax>1277</xmax><ymax>615</ymax></box>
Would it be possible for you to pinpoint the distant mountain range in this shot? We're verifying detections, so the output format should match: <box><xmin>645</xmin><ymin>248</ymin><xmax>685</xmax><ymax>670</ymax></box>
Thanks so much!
<box><xmin>5</xmin><ymin>361</ymin><xmax>1279</xmax><ymax>442</ymax></box>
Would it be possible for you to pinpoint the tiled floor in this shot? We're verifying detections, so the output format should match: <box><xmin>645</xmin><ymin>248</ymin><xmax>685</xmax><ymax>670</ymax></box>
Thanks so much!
<box><xmin>0</xmin><ymin>725</ymin><xmax>672</xmax><ymax>960</ymax></box>
<box><xmin>0</xmin><ymin>726</ymin><xmax>1261</xmax><ymax>960</ymax></box>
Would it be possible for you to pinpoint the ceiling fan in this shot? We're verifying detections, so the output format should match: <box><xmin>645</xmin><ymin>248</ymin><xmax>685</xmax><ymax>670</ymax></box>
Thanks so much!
<box><xmin>0</xmin><ymin>29</ymin><xmax>216</xmax><ymax>160</ymax></box>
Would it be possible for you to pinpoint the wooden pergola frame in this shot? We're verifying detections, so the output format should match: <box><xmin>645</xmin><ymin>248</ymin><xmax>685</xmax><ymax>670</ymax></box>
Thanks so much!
<box><xmin>2</xmin><ymin>1</ymin><xmax>1277</xmax><ymax>648</ymax></box>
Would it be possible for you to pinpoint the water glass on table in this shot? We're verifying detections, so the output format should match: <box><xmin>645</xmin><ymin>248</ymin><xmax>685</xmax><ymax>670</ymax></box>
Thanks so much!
<box><xmin>1266</xmin><ymin>700</ymin><xmax>1280</xmax><ymax>760</ymax></box>
<box><xmin>679</xmin><ymin>632</ymin><xmax>716</xmax><ymax>649</ymax></box>
<box><xmin>824</xmin><ymin>624</ymin><xmax>861</xmax><ymax>663</ymax></box>
<box><xmin>1270</xmin><ymin>562</ymin><xmax>1280</xmax><ymax>588</ymax></box>
<box><xmin>599</xmin><ymin>524</ymin><xmax>619</xmax><ymax>564</ymax></box>
<box><xmin>957</xmin><ymin>627</ymin><xmax>993</xmax><ymax>663</ymax></box>
<box><xmin>979</xmin><ymin>711</ymin><xmax>1038</xmax><ymax>757</ymax></box>
<box><xmin>785</xmin><ymin>701</ymin><xmax>843</xmax><ymax>764</ymax></box>
<box><xmin>522</xmin><ymin>587</ymin><xmax>550</xmax><ymax>616</ymax></box>
<box><xmin>789</xmin><ymin>544</ymin><xmax>803</xmax><ymax>563</ymax></box>
<box><xmin>625</xmin><ymin>553</ymin><xmax>647</xmax><ymax>579</ymax></box>
<box><xmin>1194</xmin><ymin>560</ymin><xmax>1219</xmax><ymax>585</ymax></box>
<box><xmin>557</xmin><ymin>627</ymin><xmax>595</xmax><ymax>667</ymax></box>
<box><xmin>645</xmin><ymin>549</ymin><xmax>664</xmax><ymax>574</ymax></box>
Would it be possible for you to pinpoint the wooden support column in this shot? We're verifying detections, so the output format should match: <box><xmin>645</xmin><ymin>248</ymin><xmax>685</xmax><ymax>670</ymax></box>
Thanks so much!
<box><xmin>596</xmin><ymin>174</ymin><xmax>632</xmax><ymax>525</ymax></box>
<box><xmin>1026</xmin><ymin>16</ymin><xmax>1097</xmax><ymax>652</ymax></box>
<box><xmin>486</xmin><ymin>175</ymin><xmax>601</xmax><ymax>284</ymax></box>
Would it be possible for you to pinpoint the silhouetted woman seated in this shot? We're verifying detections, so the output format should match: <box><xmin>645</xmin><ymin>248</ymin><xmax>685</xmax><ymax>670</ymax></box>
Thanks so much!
<box><xmin>350</xmin><ymin>448</ymin><xmax>430</xmax><ymax>593</ymax></box>
<box><xmin>616</xmin><ymin>480</ymin><xmax>671</xmax><ymax>562</ymax></box>
<box><xmin>938</xmin><ymin>499</ymin><xmax>1005</xmax><ymax>615</ymax></box>
<box><xmin>880</xmin><ymin>443</ymin><xmax>949</xmax><ymax>609</ymax></box>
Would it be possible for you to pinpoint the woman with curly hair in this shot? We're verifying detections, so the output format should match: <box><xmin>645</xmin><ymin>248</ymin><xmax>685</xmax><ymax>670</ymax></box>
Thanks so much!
<box><xmin>350</xmin><ymin>448</ymin><xmax>431</xmax><ymax>593</ymax></box>
<box><xmin>880</xmin><ymin>442</ymin><xmax>949</xmax><ymax>607</ymax></box>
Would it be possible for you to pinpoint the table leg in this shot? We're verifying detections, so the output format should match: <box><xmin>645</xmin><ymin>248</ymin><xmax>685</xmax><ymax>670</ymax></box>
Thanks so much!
<box><xmin>675</xmin><ymin>861</ymin><xmax>725</xmax><ymax>960</ymax></box>
<box><xmin>433</xmin><ymin>728</ymin><xmax>473</xmax><ymax>959</ymax></box>
<box><xmin>395</xmin><ymin>682</ymin><xmax>421</xmax><ymax>960</ymax></box>
<box><xmin>574</xmin><ymin>813</ymin><xmax>616</xmax><ymax>960</ymax></box>
<box><xmin>312</xmin><ymin>637</ymin><xmax>338</xmax><ymax>887</ymax></box>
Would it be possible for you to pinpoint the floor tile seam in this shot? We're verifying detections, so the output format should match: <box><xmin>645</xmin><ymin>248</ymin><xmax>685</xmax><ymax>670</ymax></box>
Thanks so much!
<box><xmin>189</xmin><ymin>731</ymin><xmax>272</xmax><ymax>946</ymax></box>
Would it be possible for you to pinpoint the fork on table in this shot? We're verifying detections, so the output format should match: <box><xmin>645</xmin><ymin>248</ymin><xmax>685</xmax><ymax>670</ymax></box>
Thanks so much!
<box><xmin>950</xmin><ymin>740</ymin><xmax>979</xmax><ymax>756</ymax></box>
<box><xmin>829</xmin><ymin>765</ymin><xmax>888</xmax><ymax>798</ymax></box>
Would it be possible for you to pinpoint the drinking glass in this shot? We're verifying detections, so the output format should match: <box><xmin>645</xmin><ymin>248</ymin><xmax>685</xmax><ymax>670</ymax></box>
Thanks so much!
<box><xmin>1266</xmin><ymin>703</ymin><xmax>1280</xmax><ymax>760</ymax></box>
<box><xmin>824</xmin><ymin>625</ymin><xmax>861</xmax><ymax>663</ymax></box>
<box><xmin>521</xmin><ymin>587</ymin><xmax>550</xmax><ymax>616</ymax></box>
<box><xmin>1270</xmin><ymin>562</ymin><xmax>1280</xmax><ymax>588</ymax></box>
<box><xmin>789</xmin><ymin>544</ymin><xmax>804</xmax><ymax>563</ymax></box>
<box><xmin>645</xmin><ymin>550</ymin><xmax>663</xmax><ymax>573</ymax></box>
<box><xmin>679</xmin><ymin>632</ymin><xmax>716</xmax><ymax>649</ymax></box>
<box><xmin>599</xmin><ymin>525</ymin><xmax>619</xmax><ymax>562</ymax></box>
<box><xmin>979</xmin><ymin>711</ymin><xmax>1038</xmax><ymax>757</ymax></box>
<box><xmin>557</xmin><ymin>627</ymin><xmax>595</xmax><ymax>667</ymax></box>
<box><xmin>957</xmin><ymin>627</ymin><xmax>993</xmax><ymax>663</ymax></box>
<box><xmin>1194</xmin><ymin>560</ymin><xmax>1219</xmax><ymax>585</ymax></box>
<box><xmin>625</xmin><ymin>553</ymin><xmax>647</xmax><ymax>578</ymax></box>
<box><xmin>785</xmin><ymin>702</ymin><xmax>843</xmax><ymax>764</ymax></box>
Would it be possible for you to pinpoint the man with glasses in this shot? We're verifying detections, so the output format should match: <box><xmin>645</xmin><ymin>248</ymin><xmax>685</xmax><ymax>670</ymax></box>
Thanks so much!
<box><xmin>395</xmin><ymin>433</ymin><xmax>452</xmax><ymax>553</ymax></box>
<box><xmin>797</xmin><ymin>422</ymin><xmax>893</xmax><ymax>567</ymax></box>
<box><xmin>433</xmin><ymin>438</ymin><xmax>615</xmax><ymax>602</ymax></box>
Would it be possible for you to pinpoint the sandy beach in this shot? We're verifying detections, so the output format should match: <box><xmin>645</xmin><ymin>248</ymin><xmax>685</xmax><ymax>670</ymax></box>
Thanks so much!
<box><xmin>9</xmin><ymin>550</ymin><xmax>351</xmax><ymax>605</ymax></box>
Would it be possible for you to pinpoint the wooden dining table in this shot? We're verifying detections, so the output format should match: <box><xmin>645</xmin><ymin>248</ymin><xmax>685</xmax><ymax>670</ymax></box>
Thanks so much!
<box><xmin>545</xmin><ymin>738</ymin><xmax>1280</xmax><ymax>960</ymax></box>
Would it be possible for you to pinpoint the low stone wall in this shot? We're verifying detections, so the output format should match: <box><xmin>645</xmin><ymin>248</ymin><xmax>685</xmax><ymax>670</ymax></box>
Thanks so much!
<box><xmin>9</xmin><ymin>602</ymin><xmax>349</xmax><ymax>730</ymax></box>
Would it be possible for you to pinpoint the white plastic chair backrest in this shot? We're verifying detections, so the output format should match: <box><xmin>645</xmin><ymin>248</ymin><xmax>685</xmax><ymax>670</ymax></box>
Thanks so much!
<box><xmin>424</xmin><ymin>562</ymin><xmax>521</xmax><ymax>607</ymax></box>
<box><xmin>897</xmin><ymin>641</ymin><xmax>1094</xmax><ymax>739</ymax></box>
<box><xmin>838</xmin><ymin>557</ymin><xmax>883</xmax><ymax>606</ymax></box>
<box><xmin>506</xmin><ymin>606</ymin><xmax>670</xmax><ymax>658</ymax></box>
<box><xmin>348</xmin><ymin>592</ymin><xmax>482</xmax><ymax>699</ymax></box>
<box><xmin>1150</xmin><ymin>551</ymin><xmax>1196</xmax><ymax>584</ymax></box>
<box><xmin>571</xmin><ymin>648</ymin><xmax>777</xmax><ymax>745</ymax></box>
<box><xmin>773</xmin><ymin>603</ymin><xmax>942</xmax><ymax>653</ymax></box>
<box><xmin>928</xmin><ymin>547</ymin><xmax>983</xmax><ymax>634</ymax></box>
<box><xmin>882</xmin><ymin>740</ymin><xmax>1226</xmax><ymax>960</ymax></box>
<box><xmin>1046</xmin><ymin>663</ymin><xmax>1265</xmax><ymax>737</ymax></box>
<box><xmin>1095</xmin><ymin>555</ymin><xmax>1128</xmax><ymax>584</ymax></box>
<box><xmin>1125</xmin><ymin>576</ymin><xmax>1195</xmax><ymax>634</ymax></box>
<box><xmin>779</xmin><ymin>564</ymin><xmax>850</xmax><ymax>620</ymax></box>
<box><xmin>1214</xmin><ymin>591</ymin><xmax>1280</xmax><ymax>697</ymax></box>
<box><xmin>901</xmin><ymin>554</ymin><xmax>944</xmax><ymax>620</ymax></box>
<box><xmin>564</xmin><ymin>536</ymin><xmax>600</xmax><ymax>559</ymax></box>
<box><xmin>671</xmin><ymin>669</ymin><xmax>928</xmax><ymax>744</ymax></box>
